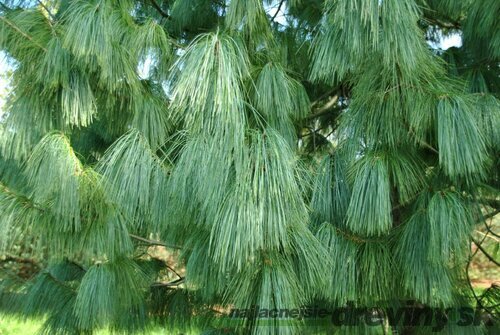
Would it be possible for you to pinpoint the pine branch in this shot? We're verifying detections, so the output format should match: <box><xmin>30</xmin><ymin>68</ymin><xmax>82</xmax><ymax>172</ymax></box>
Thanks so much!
<box><xmin>44</xmin><ymin>270</ymin><xmax>76</xmax><ymax>291</ymax></box>
<box><xmin>0</xmin><ymin>15</ymin><xmax>48</xmax><ymax>52</ymax></box>
<box><xmin>151</xmin><ymin>277</ymin><xmax>185</xmax><ymax>287</ymax></box>
<box><xmin>66</xmin><ymin>259</ymin><xmax>87</xmax><ymax>272</ymax></box>
<box><xmin>36</xmin><ymin>0</ymin><xmax>55</xmax><ymax>21</ymax></box>
<box><xmin>0</xmin><ymin>1</ymin><xmax>497</xmax><ymax>332</ymax></box>
<box><xmin>0</xmin><ymin>254</ymin><xmax>40</xmax><ymax>268</ymax></box>
<box><xmin>406</xmin><ymin>125</ymin><xmax>439</xmax><ymax>154</ymax></box>
<box><xmin>482</xmin><ymin>210</ymin><xmax>500</xmax><ymax>238</ymax></box>
<box><xmin>165</xmin><ymin>264</ymin><xmax>182</xmax><ymax>280</ymax></box>
<box><xmin>129</xmin><ymin>234</ymin><xmax>181</xmax><ymax>249</ymax></box>
<box><xmin>472</xmin><ymin>238</ymin><xmax>500</xmax><ymax>266</ymax></box>
<box><xmin>0</xmin><ymin>1</ymin><xmax>11</xmax><ymax>11</ymax></box>
<box><xmin>310</xmin><ymin>87</ymin><xmax>340</xmax><ymax>108</ymax></box>
<box><xmin>423</xmin><ymin>16</ymin><xmax>461</xmax><ymax>30</ymax></box>
<box><xmin>419</xmin><ymin>139</ymin><xmax>439</xmax><ymax>154</ymax></box>
<box><xmin>298</xmin><ymin>125</ymin><xmax>331</xmax><ymax>139</ymax></box>
<box><xmin>478</xmin><ymin>199</ymin><xmax>500</xmax><ymax>210</ymax></box>
<box><xmin>472</xmin><ymin>208</ymin><xmax>500</xmax><ymax>267</ymax></box>
<box><xmin>315</xmin><ymin>194</ymin><xmax>498</xmax><ymax>250</ymax></box>
<box><xmin>467</xmin><ymin>229</ymin><xmax>500</xmax><ymax>318</ymax></box>
<box><xmin>483</xmin><ymin>209</ymin><xmax>500</xmax><ymax>221</ymax></box>
<box><xmin>484</xmin><ymin>225</ymin><xmax>500</xmax><ymax>239</ymax></box>
<box><xmin>149</xmin><ymin>0</ymin><xmax>169</xmax><ymax>19</ymax></box>
<box><xmin>467</xmin><ymin>230</ymin><xmax>488</xmax><ymax>309</ymax></box>
<box><xmin>148</xmin><ymin>254</ymin><xmax>183</xmax><ymax>279</ymax></box>
<box><xmin>271</xmin><ymin>0</ymin><xmax>284</xmax><ymax>22</ymax></box>
<box><xmin>304</xmin><ymin>85</ymin><xmax>344</xmax><ymax>121</ymax></box>
<box><xmin>304</xmin><ymin>95</ymin><xmax>340</xmax><ymax>121</ymax></box>
<box><xmin>0</xmin><ymin>182</ymin><xmax>45</xmax><ymax>213</ymax></box>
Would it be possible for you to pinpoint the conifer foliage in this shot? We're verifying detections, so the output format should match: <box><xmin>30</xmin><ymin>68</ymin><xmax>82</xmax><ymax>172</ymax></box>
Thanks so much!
<box><xmin>0</xmin><ymin>0</ymin><xmax>499</xmax><ymax>334</ymax></box>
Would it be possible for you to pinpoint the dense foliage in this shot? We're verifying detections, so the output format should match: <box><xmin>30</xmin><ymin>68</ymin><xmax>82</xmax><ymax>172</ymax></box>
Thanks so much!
<box><xmin>0</xmin><ymin>0</ymin><xmax>499</xmax><ymax>334</ymax></box>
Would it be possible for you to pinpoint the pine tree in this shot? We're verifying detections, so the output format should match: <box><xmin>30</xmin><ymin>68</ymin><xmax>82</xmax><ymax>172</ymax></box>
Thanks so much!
<box><xmin>0</xmin><ymin>0</ymin><xmax>499</xmax><ymax>334</ymax></box>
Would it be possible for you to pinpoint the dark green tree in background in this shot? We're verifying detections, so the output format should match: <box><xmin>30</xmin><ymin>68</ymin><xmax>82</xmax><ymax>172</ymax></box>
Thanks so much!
<box><xmin>0</xmin><ymin>0</ymin><xmax>499</xmax><ymax>334</ymax></box>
